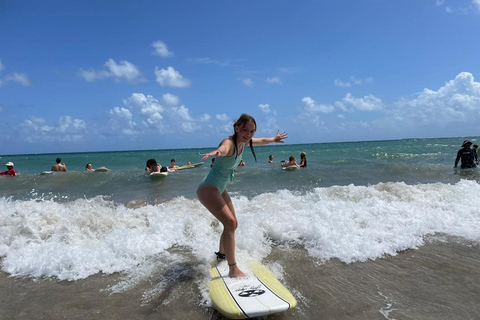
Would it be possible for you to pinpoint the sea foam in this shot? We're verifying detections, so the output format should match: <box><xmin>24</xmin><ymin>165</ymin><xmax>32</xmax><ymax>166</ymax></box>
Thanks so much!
<box><xmin>1</xmin><ymin>180</ymin><xmax>480</xmax><ymax>281</ymax></box>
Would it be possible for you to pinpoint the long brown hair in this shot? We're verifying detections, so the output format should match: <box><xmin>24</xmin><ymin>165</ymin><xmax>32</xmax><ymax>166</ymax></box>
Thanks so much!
<box><xmin>232</xmin><ymin>114</ymin><xmax>257</xmax><ymax>162</ymax></box>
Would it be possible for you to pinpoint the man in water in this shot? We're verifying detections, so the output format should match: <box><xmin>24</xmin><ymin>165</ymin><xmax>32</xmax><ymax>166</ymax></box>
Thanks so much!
<box><xmin>0</xmin><ymin>162</ymin><xmax>17</xmax><ymax>176</ymax></box>
<box><xmin>454</xmin><ymin>140</ymin><xmax>478</xmax><ymax>169</ymax></box>
<box><xmin>51</xmin><ymin>158</ymin><xmax>68</xmax><ymax>172</ymax></box>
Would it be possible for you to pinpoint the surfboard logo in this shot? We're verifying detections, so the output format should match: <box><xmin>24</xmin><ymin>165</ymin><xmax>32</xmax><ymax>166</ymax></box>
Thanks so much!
<box><xmin>238</xmin><ymin>289</ymin><xmax>266</xmax><ymax>297</ymax></box>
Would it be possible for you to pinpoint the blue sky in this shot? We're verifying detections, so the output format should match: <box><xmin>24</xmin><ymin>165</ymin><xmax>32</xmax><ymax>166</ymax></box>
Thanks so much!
<box><xmin>1</xmin><ymin>0</ymin><xmax>480</xmax><ymax>155</ymax></box>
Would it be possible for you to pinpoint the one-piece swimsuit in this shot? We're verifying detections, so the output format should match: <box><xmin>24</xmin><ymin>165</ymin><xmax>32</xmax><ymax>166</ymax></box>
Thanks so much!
<box><xmin>197</xmin><ymin>137</ymin><xmax>244</xmax><ymax>194</ymax></box>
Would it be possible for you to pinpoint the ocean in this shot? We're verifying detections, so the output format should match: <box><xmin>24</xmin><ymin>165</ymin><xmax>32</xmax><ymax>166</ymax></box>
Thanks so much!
<box><xmin>1</xmin><ymin>137</ymin><xmax>480</xmax><ymax>319</ymax></box>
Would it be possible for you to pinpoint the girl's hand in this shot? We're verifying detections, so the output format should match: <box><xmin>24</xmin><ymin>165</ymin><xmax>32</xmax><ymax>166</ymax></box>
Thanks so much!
<box><xmin>201</xmin><ymin>150</ymin><xmax>221</xmax><ymax>161</ymax></box>
<box><xmin>274</xmin><ymin>130</ymin><xmax>288</xmax><ymax>143</ymax></box>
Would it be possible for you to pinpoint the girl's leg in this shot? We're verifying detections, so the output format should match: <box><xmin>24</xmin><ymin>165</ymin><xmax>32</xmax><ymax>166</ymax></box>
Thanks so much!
<box><xmin>218</xmin><ymin>190</ymin><xmax>237</xmax><ymax>255</ymax></box>
<box><xmin>198</xmin><ymin>185</ymin><xmax>245</xmax><ymax>278</ymax></box>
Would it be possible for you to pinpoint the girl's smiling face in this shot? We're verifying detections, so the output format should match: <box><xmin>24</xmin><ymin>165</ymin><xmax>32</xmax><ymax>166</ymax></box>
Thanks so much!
<box><xmin>235</xmin><ymin>121</ymin><xmax>256</xmax><ymax>142</ymax></box>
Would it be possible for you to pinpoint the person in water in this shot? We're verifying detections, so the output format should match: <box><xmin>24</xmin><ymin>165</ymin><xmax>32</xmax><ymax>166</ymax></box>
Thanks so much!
<box><xmin>51</xmin><ymin>158</ymin><xmax>67</xmax><ymax>172</ymax></box>
<box><xmin>474</xmin><ymin>144</ymin><xmax>479</xmax><ymax>166</ymax></box>
<box><xmin>299</xmin><ymin>152</ymin><xmax>307</xmax><ymax>168</ymax></box>
<box><xmin>268</xmin><ymin>155</ymin><xmax>274</xmax><ymax>163</ymax></box>
<box><xmin>454</xmin><ymin>140</ymin><xmax>478</xmax><ymax>169</ymax></box>
<box><xmin>169</xmin><ymin>159</ymin><xmax>179</xmax><ymax>170</ymax></box>
<box><xmin>85</xmin><ymin>163</ymin><xmax>95</xmax><ymax>172</ymax></box>
<box><xmin>282</xmin><ymin>156</ymin><xmax>300</xmax><ymax>168</ymax></box>
<box><xmin>0</xmin><ymin>162</ymin><xmax>17</xmax><ymax>176</ymax></box>
<box><xmin>145</xmin><ymin>158</ymin><xmax>168</xmax><ymax>174</ymax></box>
<box><xmin>197</xmin><ymin>113</ymin><xmax>288</xmax><ymax>278</ymax></box>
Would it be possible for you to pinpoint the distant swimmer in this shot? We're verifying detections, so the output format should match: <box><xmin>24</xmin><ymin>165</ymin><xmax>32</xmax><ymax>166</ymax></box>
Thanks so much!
<box><xmin>282</xmin><ymin>156</ymin><xmax>300</xmax><ymax>168</ymax></box>
<box><xmin>85</xmin><ymin>163</ymin><xmax>95</xmax><ymax>172</ymax></box>
<box><xmin>169</xmin><ymin>159</ymin><xmax>179</xmax><ymax>170</ymax></box>
<box><xmin>299</xmin><ymin>152</ymin><xmax>307</xmax><ymax>168</ymax></box>
<box><xmin>268</xmin><ymin>155</ymin><xmax>274</xmax><ymax>163</ymax></box>
<box><xmin>0</xmin><ymin>162</ymin><xmax>17</xmax><ymax>176</ymax></box>
<box><xmin>454</xmin><ymin>140</ymin><xmax>478</xmax><ymax>169</ymax></box>
<box><xmin>51</xmin><ymin>158</ymin><xmax>67</xmax><ymax>172</ymax></box>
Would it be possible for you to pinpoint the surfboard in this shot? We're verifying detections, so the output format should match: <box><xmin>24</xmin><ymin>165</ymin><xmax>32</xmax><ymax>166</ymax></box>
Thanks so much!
<box><xmin>175</xmin><ymin>165</ymin><xmax>195</xmax><ymax>171</ymax></box>
<box><xmin>192</xmin><ymin>162</ymin><xmax>204</xmax><ymax>168</ymax></box>
<box><xmin>282</xmin><ymin>165</ymin><xmax>299</xmax><ymax>171</ymax></box>
<box><xmin>94</xmin><ymin>167</ymin><xmax>109</xmax><ymax>172</ymax></box>
<box><xmin>149</xmin><ymin>172</ymin><xmax>168</xmax><ymax>178</ymax></box>
<box><xmin>209</xmin><ymin>260</ymin><xmax>296</xmax><ymax>319</ymax></box>
<box><xmin>40</xmin><ymin>171</ymin><xmax>52</xmax><ymax>175</ymax></box>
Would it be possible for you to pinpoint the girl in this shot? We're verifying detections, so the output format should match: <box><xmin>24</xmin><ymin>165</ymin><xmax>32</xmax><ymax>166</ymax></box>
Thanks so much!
<box><xmin>197</xmin><ymin>114</ymin><xmax>288</xmax><ymax>277</ymax></box>
<box><xmin>299</xmin><ymin>152</ymin><xmax>307</xmax><ymax>168</ymax></box>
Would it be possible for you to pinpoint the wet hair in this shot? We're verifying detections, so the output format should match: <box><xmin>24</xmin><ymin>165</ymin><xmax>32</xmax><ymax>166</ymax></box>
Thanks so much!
<box><xmin>146</xmin><ymin>158</ymin><xmax>158</xmax><ymax>170</ymax></box>
<box><xmin>289</xmin><ymin>156</ymin><xmax>296</xmax><ymax>162</ymax></box>
<box><xmin>300</xmin><ymin>152</ymin><xmax>306</xmax><ymax>158</ymax></box>
<box><xmin>232</xmin><ymin>113</ymin><xmax>257</xmax><ymax>162</ymax></box>
<box><xmin>171</xmin><ymin>159</ymin><xmax>175</xmax><ymax>162</ymax></box>
<box><xmin>56</xmin><ymin>158</ymin><xmax>62</xmax><ymax>164</ymax></box>
<box><xmin>85</xmin><ymin>163</ymin><xmax>92</xmax><ymax>169</ymax></box>
<box><xmin>474</xmin><ymin>144</ymin><xmax>479</xmax><ymax>149</ymax></box>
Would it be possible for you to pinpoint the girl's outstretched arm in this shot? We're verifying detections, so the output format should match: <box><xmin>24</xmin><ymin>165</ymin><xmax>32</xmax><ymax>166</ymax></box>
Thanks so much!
<box><xmin>252</xmin><ymin>130</ymin><xmax>288</xmax><ymax>146</ymax></box>
<box><xmin>200</xmin><ymin>138</ymin><xmax>234</xmax><ymax>161</ymax></box>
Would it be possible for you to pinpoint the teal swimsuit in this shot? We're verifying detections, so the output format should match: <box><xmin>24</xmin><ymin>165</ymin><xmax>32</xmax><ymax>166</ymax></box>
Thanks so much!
<box><xmin>197</xmin><ymin>137</ymin><xmax>244</xmax><ymax>194</ymax></box>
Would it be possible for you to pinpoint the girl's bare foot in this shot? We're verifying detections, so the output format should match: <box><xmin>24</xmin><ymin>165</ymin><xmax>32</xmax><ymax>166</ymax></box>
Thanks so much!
<box><xmin>228</xmin><ymin>263</ymin><xmax>245</xmax><ymax>278</ymax></box>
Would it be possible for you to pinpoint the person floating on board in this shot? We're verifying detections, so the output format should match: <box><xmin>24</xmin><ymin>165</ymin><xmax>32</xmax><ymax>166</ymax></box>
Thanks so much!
<box><xmin>145</xmin><ymin>158</ymin><xmax>168</xmax><ymax>174</ymax></box>
<box><xmin>454</xmin><ymin>140</ymin><xmax>478</xmax><ymax>169</ymax></box>
<box><xmin>51</xmin><ymin>158</ymin><xmax>67</xmax><ymax>172</ymax></box>
<box><xmin>0</xmin><ymin>162</ymin><xmax>17</xmax><ymax>176</ymax></box>
<box><xmin>282</xmin><ymin>156</ymin><xmax>300</xmax><ymax>168</ymax></box>
<box><xmin>197</xmin><ymin>113</ymin><xmax>288</xmax><ymax>278</ymax></box>
<box><xmin>299</xmin><ymin>152</ymin><xmax>307</xmax><ymax>168</ymax></box>
<box><xmin>169</xmin><ymin>159</ymin><xmax>179</xmax><ymax>170</ymax></box>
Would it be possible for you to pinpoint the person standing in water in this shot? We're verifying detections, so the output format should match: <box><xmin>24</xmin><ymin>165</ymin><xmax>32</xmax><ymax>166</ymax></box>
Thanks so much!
<box><xmin>454</xmin><ymin>140</ymin><xmax>478</xmax><ymax>169</ymax></box>
<box><xmin>51</xmin><ymin>158</ymin><xmax>67</xmax><ymax>172</ymax></box>
<box><xmin>197</xmin><ymin>113</ymin><xmax>288</xmax><ymax>277</ymax></box>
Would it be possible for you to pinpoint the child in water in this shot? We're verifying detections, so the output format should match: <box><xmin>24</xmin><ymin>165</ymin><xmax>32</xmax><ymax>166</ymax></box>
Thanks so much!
<box><xmin>197</xmin><ymin>113</ymin><xmax>288</xmax><ymax>277</ymax></box>
<box><xmin>282</xmin><ymin>156</ymin><xmax>300</xmax><ymax>168</ymax></box>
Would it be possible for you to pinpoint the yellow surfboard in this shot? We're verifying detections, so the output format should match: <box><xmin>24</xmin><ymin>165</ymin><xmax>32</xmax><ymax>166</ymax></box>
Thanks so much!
<box><xmin>209</xmin><ymin>260</ymin><xmax>296</xmax><ymax>319</ymax></box>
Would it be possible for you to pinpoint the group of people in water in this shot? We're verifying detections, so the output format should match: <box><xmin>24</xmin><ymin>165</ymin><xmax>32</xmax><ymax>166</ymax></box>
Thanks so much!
<box><xmin>454</xmin><ymin>140</ymin><xmax>479</xmax><ymax>169</ymax></box>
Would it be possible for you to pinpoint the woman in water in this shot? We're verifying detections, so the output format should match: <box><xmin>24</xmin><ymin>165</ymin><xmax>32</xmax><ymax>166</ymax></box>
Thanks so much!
<box><xmin>197</xmin><ymin>113</ymin><xmax>288</xmax><ymax>277</ymax></box>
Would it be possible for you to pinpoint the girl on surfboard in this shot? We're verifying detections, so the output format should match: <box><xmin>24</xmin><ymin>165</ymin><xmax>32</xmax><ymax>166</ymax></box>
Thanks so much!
<box><xmin>197</xmin><ymin>113</ymin><xmax>288</xmax><ymax>277</ymax></box>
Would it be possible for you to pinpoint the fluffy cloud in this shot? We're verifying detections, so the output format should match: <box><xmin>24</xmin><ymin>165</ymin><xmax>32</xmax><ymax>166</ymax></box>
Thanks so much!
<box><xmin>216</xmin><ymin>113</ymin><xmax>230</xmax><ymax>121</ymax></box>
<box><xmin>258</xmin><ymin>103</ymin><xmax>279</xmax><ymax>135</ymax></box>
<box><xmin>22</xmin><ymin>116</ymin><xmax>87</xmax><ymax>142</ymax></box>
<box><xmin>109</xmin><ymin>93</ymin><xmax>205</xmax><ymax>135</ymax></box>
<box><xmin>79</xmin><ymin>59</ymin><xmax>144</xmax><ymax>83</ymax></box>
<box><xmin>337</xmin><ymin>93</ymin><xmax>384</xmax><ymax>112</ymax></box>
<box><xmin>301</xmin><ymin>97</ymin><xmax>335</xmax><ymax>113</ymax></box>
<box><xmin>151</xmin><ymin>40</ymin><xmax>174</xmax><ymax>58</ymax></box>
<box><xmin>384</xmin><ymin>72</ymin><xmax>480</xmax><ymax>128</ymax></box>
<box><xmin>258</xmin><ymin>103</ymin><xmax>271</xmax><ymax>113</ymax></box>
<box><xmin>154</xmin><ymin>66</ymin><xmax>191</xmax><ymax>88</ymax></box>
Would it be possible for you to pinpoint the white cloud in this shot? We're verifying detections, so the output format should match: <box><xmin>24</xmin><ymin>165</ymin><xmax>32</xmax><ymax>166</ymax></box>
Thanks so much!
<box><xmin>105</xmin><ymin>59</ymin><xmax>144</xmax><ymax>83</ymax></box>
<box><xmin>338</xmin><ymin>93</ymin><xmax>384</xmax><ymax>111</ymax></box>
<box><xmin>334</xmin><ymin>79</ymin><xmax>351</xmax><ymax>88</ymax></box>
<box><xmin>383</xmin><ymin>72</ymin><xmax>480</xmax><ymax>128</ymax></box>
<box><xmin>216</xmin><ymin>113</ymin><xmax>230</xmax><ymax>121</ymax></box>
<box><xmin>266</xmin><ymin>77</ymin><xmax>281</xmax><ymax>84</ymax></box>
<box><xmin>258</xmin><ymin>103</ymin><xmax>271</xmax><ymax>113</ymax></box>
<box><xmin>242</xmin><ymin>78</ymin><xmax>253</xmax><ymax>87</ymax></box>
<box><xmin>162</xmin><ymin>93</ymin><xmax>180</xmax><ymax>106</ymax></box>
<box><xmin>155</xmin><ymin>66</ymin><xmax>191</xmax><ymax>88</ymax></box>
<box><xmin>78</xmin><ymin>69</ymin><xmax>110</xmax><ymax>82</ymax></box>
<box><xmin>473</xmin><ymin>0</ymin><xmax>480</xmax><ymax>9</ymax></box>
<box><xmin>123</xmin><ymin>93</ymin><xmax>164</xmax><ymax>130</ymax></box>
<box><xmin>151</xmin><ymin>40</ymin><xmax>174</xmax><ymax>58</ymax></box>
<box><xmin>22</xmin><ymin>116</ymin><xmax>87</xmax><ymax>142</ymax></box>
<box><xmin>79</xmin><ymin>59</ymin><xmax>144</xmax><ymax>83</ymax></box>
<box><xmin>301</xmin><ymin>96</ymin><xmax>336</xmax><ymax>113</ymax></box>
<box><xmin>199</xmin><ymin>114</ymin><xmax>211</xmax><ymax>122</ymax></box>
<box><xmin>5</xmin><ymin>72</ymin><xmax>32</xmax><ymax>86</ymax></box>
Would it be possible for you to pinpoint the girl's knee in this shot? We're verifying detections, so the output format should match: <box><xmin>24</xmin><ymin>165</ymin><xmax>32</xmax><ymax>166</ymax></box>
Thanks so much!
<box><xmin>223</xmin><ymin>216</ymin><xmax>238</xmax><ymax>231</ymax></box>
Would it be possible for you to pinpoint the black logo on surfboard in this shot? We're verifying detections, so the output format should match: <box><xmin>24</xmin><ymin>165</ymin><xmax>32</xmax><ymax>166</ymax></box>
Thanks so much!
<box><xmin>238</xmin><ymin>289</ymin><xmax>266</xmax><ymax>297</ymax></box>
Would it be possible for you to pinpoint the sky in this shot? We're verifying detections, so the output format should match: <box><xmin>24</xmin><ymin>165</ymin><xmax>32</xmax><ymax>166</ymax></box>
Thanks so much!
<box><xmin>1</xmin><ymin>0</ymin><xmax>480</xmax><ymax>155</ymax></box>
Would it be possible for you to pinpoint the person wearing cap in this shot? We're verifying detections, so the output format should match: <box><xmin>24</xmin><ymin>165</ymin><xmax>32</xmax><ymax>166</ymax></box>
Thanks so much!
<box><xmin>454</xmin><ymin>140</ymin><xmax>478</xmax><ymax>169</ymax></box>
<box><xmin>0</xmin><ymin>162</ymin><xmax>17</xmax><ymax>176</ymax></box>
